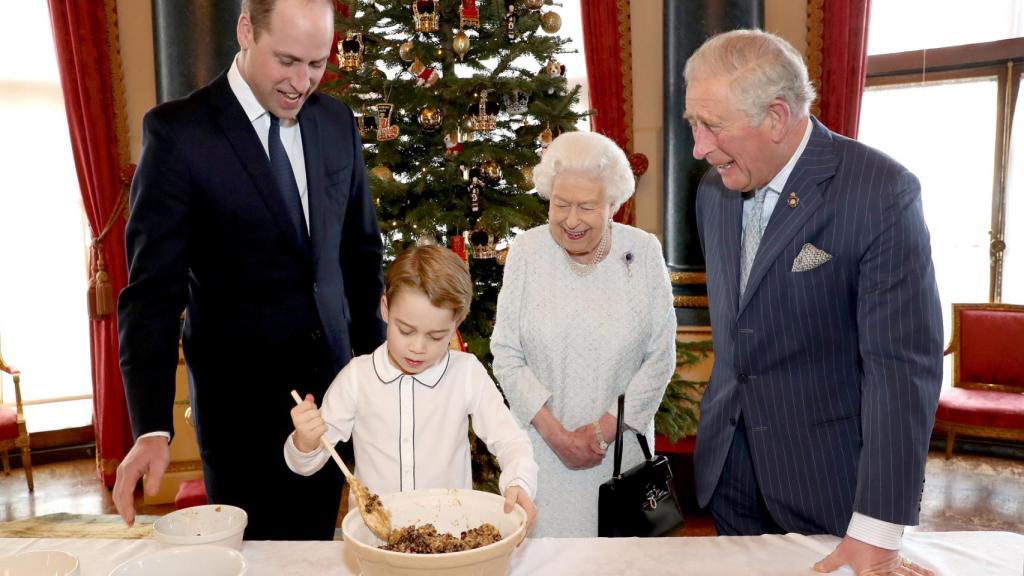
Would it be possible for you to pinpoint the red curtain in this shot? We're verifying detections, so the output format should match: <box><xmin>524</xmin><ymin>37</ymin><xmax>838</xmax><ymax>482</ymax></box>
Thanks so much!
<box><xmin>580</xmin><ymin>0</ymin><xmax>638</xmax><ymax>225</ymax></box>
<box><xmin>48</xmin><ymin>0</ymin><xmax>133</xmax><ymax>487</ymax></box>
<box><xmin>813</xmin><ymin>0</ymin><xmax>871</xmax><ymax>138</ymax></box>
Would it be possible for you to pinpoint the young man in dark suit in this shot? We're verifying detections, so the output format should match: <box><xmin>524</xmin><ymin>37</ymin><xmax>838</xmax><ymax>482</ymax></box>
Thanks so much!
<box><xmin>113</xmin><ymin>0</ymin><xmax>385</xmax><ymax>540</ymax></box>
<box><xmin>685</xmin><ymin>30</ymin><xmax>941</xmax><ymax>576</ymax></box>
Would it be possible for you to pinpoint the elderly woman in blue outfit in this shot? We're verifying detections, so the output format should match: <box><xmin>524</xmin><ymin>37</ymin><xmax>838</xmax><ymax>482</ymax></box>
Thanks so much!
<box><xmin>491</xmin><ymin>131</ymin><xmax>677</xmax><ymax>537</ymax></box>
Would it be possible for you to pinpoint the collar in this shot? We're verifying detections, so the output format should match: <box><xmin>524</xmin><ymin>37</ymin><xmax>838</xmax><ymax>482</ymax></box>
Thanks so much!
<box><xmin>227</xmin><ymin>54</ymin><xmax>268</xmax><ymax>124</ymax></box>
<box><xmin>765</xmin><ymin>117</ymin><xmax>813</xmax><ymax>194</ymax></box>
<box><xmin>370</xmin><ymin>343</ymin><xmax>450</xmax><ymax>389</ymax></box>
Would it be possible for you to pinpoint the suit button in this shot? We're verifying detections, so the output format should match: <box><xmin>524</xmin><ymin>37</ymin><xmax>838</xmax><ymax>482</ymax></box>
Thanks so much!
<box><xmin>729</xmin><ymin>416</ymin><xmax>738</xmax><ymax>426</ymax></box>
<box><xmin>738</xmin><ymin>373</ymin><xmax>749</xmax><ymax>384</ymax></box>
<box><xmin>313</xmin><ymin>282</ymin><xmax>319</xmax><ymax>293</ymax></box>
<box><xmin>312</xmin><ymin>330</ymin><xmax>322</xmax><ymax>341</ymax></box>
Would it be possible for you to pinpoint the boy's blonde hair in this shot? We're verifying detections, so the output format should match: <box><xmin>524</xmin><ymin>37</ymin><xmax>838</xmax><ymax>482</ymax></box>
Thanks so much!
<box><xmin>386</xmin><ymin>245</ymin><xmax>473</xmax><ymax>324</ymax></box>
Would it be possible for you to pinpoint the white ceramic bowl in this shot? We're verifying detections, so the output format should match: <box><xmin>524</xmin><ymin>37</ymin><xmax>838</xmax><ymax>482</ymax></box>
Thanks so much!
<box><xmin>342</xmin><ymin>488</ymin><xmax>527</xmax><ymax>576</ymax></box>
<box><xmin>153</xmin><ymin>504</ymin><xmax>248</xmax><ymax>550</ymax></box>
<box><xmin>0</xmin><ymin>550</ymin><xmax>79</xmax><ymax>576</ymax></box>
<box><xmin>109</xmin><ymin>545</ymin><xmax>246</xmax><ymax>576</ymax></box>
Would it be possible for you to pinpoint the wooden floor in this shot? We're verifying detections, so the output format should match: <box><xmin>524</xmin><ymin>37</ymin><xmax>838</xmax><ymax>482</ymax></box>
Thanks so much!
<box><xmin>1</xmin><ymin>448</ymin><xmax>1021</xmax><ymax>536</ymax></box>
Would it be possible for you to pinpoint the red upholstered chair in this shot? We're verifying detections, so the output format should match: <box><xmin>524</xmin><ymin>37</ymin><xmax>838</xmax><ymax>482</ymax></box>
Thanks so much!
<box><xmin>935</xmin><ymin>303</ymin><xmax>1024</xmax><ymax>458</ymax></box>
<box><xmin>0</xmin><ymin>338</ymin><xmax>33</xmax><ymax>491</ymax></box>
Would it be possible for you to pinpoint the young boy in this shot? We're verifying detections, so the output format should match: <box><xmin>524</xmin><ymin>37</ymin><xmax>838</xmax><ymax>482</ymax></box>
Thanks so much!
<box><xmin>285</xmin><ymin>245</ymin><xmax>538</xmax><ymax>532</ymax></box>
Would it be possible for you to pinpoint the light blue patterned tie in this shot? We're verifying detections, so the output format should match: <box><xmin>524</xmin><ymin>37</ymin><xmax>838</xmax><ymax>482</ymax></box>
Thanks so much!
<box><xmin>268</xmin><ymin>114</ymin><xmax>309</xmax><ymax>251</ymax></box>
<box><xmin>739</xmin><ymin>187</ymin><xmax>769</xmax><ymax>298</ymax></box>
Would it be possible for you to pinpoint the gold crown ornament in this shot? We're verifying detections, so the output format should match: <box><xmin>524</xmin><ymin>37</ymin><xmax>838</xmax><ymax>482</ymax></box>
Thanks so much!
<box><xmin>338</xmin><ymin>32</ymin><xmax>364</xmax><ymax>72</ymax></box>
<box><xmin>412</xmin><ymin>0</ymin><xmax>439</xmax><ymax>33</ymax></box>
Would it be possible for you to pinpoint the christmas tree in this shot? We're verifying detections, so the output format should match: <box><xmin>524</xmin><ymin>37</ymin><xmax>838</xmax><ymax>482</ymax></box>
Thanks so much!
<box><xmin>322</xmin><ymin>0</ymin><xmax>586</xmax><ymax>366</ymax></box>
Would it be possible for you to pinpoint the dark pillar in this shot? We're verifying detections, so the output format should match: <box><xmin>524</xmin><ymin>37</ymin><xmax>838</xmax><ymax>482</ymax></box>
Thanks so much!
<box><xmin>663</xmin><ymin>0</ymin><xmax>763</xmax><ymax>326</ymax></box>
<box><xmin>152</xmin><ymin>0</ymin><xmax>243</xmax><ymax>104</ymax></box>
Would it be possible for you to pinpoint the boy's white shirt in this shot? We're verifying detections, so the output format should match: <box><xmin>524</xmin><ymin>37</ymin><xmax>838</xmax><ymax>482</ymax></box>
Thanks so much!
<box><xmin>283</xmin><ymin>343</ymin><xmax>538</xmax><ymax>500</ymax></box>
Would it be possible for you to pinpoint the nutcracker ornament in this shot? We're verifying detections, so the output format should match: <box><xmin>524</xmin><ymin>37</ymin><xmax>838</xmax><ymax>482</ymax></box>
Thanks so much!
<box><xmin>504</xmin><ymin>3</ymin><xmax>518</xmax><ymax>42</ymax></box>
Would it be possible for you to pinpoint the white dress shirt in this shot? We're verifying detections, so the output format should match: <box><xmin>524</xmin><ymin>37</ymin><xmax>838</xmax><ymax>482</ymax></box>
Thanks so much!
<box><xmin>744</xmin><ymin>117</ymin><xmax>904</xmax><ymax>550</ymax></box>
<box><xmin>283</xmin><ymin>344</ymin><xmax>539</xmax><ymax>501</ymax></box>
<box><xmin>227</xmin><ymin>54</ymin><xmax>310</xmax><ymax>231</ymax></box>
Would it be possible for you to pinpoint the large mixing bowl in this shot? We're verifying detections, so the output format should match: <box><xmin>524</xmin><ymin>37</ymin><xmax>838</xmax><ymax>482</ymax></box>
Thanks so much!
<box><xmin>341</xmin><ymin>488</ymin><xmax>527</xmax><ymax>576</ymax></box>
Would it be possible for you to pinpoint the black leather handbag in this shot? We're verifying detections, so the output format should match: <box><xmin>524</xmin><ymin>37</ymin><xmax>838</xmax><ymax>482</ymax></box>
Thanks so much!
<box><xmin>598</xmin><ymin>394</ymin><xmax>685</xmax><ymax>537</ymax></box>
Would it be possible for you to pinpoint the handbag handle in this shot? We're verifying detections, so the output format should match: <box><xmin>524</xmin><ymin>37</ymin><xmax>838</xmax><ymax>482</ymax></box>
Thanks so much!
<box><xmin>611</xmin><ymin>394</ymin><xmax>654</xmax><ymax>479</ymax></box>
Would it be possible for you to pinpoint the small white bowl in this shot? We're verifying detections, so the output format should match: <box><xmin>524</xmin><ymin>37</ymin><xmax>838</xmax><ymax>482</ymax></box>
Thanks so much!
<box><xmin>109</xmin><ymin>545</ymin><xmax>246</xmax><ymax>576</ymax></box>
<box><xmin>153</xmin><ymin>504</ymin><xmax>248</xmax><ymax>550</ymax></box>
<box><xmin>342</xmin><ymin>488</ymin><xmax>527</xmax><ymax>576</ymax></box>
<box><xmin>0</xmin><ymin>550</ymin><xmax>80</xmax><ymax>575</ymax></box>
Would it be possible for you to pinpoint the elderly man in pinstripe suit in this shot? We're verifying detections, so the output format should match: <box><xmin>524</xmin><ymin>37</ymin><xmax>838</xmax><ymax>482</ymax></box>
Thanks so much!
<box><xmin>685</xmin><ymin>30</ymin><xmax>942</xmax><ymax>576</ymax></box>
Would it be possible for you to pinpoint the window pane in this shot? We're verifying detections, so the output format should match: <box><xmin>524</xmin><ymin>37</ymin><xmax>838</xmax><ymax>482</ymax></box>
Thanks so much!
<box><xmin>868</xmin><ymin>0</ymin><xmax>1024</xmax><ymax>55</ymax></box>
<box><xmin>860</xmin><ymin>78</ymin><xmax>997</xmax><ymax>386</ymax></box>
<box><xmin>0</xmin><ymin>3</ymin><xmax>93</xmax><ymax>406</ymax></box>
<box><xmin>1001</xmin><ymin>74</ymin><xmax>1024</xmax><ymax>304</ymax></box>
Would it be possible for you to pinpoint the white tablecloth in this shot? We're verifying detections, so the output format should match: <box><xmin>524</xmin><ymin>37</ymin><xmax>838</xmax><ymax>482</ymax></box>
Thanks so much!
<box><xmin>1</xmin><ymin>531</ymin><xmax>1021</xmax><ymax>575</ymax></box>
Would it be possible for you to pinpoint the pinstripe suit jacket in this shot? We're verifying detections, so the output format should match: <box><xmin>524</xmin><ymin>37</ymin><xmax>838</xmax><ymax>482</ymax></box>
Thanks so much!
<box><xmin>693</xmin><ymin>117</ymin><xmax>943</xmax><ymax>535</ymax></box>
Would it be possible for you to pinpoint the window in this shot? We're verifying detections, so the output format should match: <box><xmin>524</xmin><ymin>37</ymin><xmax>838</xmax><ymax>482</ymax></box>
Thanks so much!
<box><xmin>0</xmin><ymin>4</ymin><xmax>94</xmax><ymax>430</ymax></box>
<box><xmin>859</xmin><ymin>2</ymin><xmax>1024</xmax><ymax>387</ymax></box>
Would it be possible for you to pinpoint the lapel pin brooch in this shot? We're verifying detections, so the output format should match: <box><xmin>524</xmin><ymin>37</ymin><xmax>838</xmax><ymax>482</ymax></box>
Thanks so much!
<box><xmin>787</xmin><ymin>191</ymin><xmax>800</xmax><ymax>209</ymax></box>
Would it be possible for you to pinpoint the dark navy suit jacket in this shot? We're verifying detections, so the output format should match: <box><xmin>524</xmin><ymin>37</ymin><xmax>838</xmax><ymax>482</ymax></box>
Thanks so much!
<box><xmin>117</xmin><ymin>71</ymin><xmax>385</xmax><ymax>537</ymax></box>
<box><xmin>694</xmin><ymin>117</ymin><xmax>943</xmax><ymax>535</ymax></box>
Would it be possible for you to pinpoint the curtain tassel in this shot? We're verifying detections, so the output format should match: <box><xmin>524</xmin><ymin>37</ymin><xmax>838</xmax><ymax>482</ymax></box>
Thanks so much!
<box><xmin>88</xmin><ymin>244</ymin><xmax>114</xmax><ymax>320</ymax></box>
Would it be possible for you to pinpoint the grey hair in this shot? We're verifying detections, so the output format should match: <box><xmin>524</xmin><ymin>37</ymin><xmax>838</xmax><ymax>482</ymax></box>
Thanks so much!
<box><xmin>684</xmin><ymin>29</ymin><xmax>816</xmax><ymax>125</ymax></box>
<box><xmin>533</xmin><ymin>131</ymin><xmax>634</xmax><ymax>212</ymax></box>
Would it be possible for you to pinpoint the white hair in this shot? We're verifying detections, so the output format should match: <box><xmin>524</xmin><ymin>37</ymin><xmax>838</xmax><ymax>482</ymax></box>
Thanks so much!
<box><xmin>684</xmin><ymin>29</ymin><xmax>816</xmax><ymax>125</ymax></box>
<box><xmin>533</xmin><ymin>131</ymin><xmax>634</xmax><ymax>212</ymax></box>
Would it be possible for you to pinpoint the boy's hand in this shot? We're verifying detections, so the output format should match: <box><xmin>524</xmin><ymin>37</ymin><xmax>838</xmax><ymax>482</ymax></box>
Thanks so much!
<box><xmin>504</xmin><ymin>485</ymin><xmax>538</xmax><ymax>539</ymax></box>
<box><xmin>290</xmin><ymin>392</ymin><xmax>326</xmax><ymax>453</ymax></box>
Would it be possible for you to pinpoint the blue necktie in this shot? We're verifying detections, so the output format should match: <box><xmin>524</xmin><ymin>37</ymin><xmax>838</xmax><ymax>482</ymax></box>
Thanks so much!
<box><xmin>739</xmin><ymin>187</ymin><xmax>769</xmax><ymax>298</ymax></box>
<box><xmin>268</xmin><ymin>114</ymin><xmax>309</xmax><ymax>249</ymax></box>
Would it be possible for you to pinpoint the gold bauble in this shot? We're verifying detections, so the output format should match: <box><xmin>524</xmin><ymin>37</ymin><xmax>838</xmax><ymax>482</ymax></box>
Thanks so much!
<box><xmin>496</xmin><ymin>247</ymin><xmax>509</xmax><ymax>265</ymax></box>
<box><xmin>370</xmin><ymin>166</ymin><xmax>394</xmax><ymax>181</ymax></box>
<box><xmin>369</xmin><ymin>67</ymin><xmax>386</xmax><ymax>80</ymax></box>
<box><xmin>399</xmin><ymin>41</ymin><xmax>415</xmax><ymax>62</ymax></box>
<box><xmin>524</xmin><ymin>0</ymin><xmax>544</xmax><ymax>10</ymax></box>
<box><xmin>540</xmin><ymin>11</ymin><xmax>562</xmax><ymax>33</ymax></box>
<box><xmin>453</xmin><ymin>29</ymin><xmax>471</xmax><ymax>60</ymax></box>
<box><xmin>521</xmin><ymin>165</ymin><xmax>534</xmax><ymax>189</ymax></box>
<box><xmin>480</xmin><ymin>160</ymin><xmax>503</xmax><ymax>183</ymax></box>
<box><xmin>417</xmin><ymin>106</ymin><xmax>443</xmax><ymax>130</ymax></box>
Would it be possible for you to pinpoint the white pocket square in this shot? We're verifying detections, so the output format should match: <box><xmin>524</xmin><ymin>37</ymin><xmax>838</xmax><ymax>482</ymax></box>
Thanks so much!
<box><xmin>792</xmin><ymin>243</ymin><xmax>832</xmax><ymax>272</ymax></box>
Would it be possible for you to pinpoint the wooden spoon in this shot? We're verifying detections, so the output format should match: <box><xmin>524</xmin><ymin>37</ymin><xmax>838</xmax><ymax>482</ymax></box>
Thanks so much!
<box><xmin>290</xmin><ymin>390</ymin><xmax>392</xmax><ymax>541</ymax></box>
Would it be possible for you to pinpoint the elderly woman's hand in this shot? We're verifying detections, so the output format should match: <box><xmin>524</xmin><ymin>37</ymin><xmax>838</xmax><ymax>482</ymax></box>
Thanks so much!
<box><xmin>555</xmin><ymin>425</ymin><xmax>607</xmax><ymax>470</ymax></box>
<box><xmin>532</xmin><ymin>406</ymin><xmax>607</xmax><ymax>470</ymax></box>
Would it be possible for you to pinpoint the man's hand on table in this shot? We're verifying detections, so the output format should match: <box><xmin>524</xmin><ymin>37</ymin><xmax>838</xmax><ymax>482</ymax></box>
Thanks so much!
<box><xmin>814</xmin><ymin>535</ymin><xmax>933</xmax><ymax>576</ymax></box>
<box><xmin>112</xmin><ymin>436</ymin><xmax>171</xmax><ymax>527</ymax></box>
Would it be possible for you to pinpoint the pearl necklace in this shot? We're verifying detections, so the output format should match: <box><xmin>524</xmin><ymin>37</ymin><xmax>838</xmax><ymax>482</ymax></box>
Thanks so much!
<box><xmin>562</xmin><ymin>223</ymin><xmax>611</xmax><ymax>278</ymax></box>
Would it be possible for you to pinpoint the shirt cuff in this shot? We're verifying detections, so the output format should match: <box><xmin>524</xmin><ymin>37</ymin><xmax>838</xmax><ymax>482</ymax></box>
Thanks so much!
<box><xmin>282</xmin><ymin>431</ymin><xmax>326</xmax><ymax>476</ymax></box>
<box><xmin>846</xmin><ymin>512</ymin><xmax>905</xmax><ymax>550</ymax></box>
<box><xmin>138</xmin><ymin>431</ymin><xmax>171</xmax><ymax>442</ymax></box>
